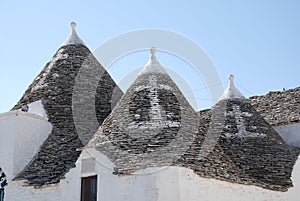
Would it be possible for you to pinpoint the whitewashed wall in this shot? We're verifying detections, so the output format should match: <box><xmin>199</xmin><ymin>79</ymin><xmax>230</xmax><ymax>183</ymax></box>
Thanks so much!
<box><xmin>66</xmin><ymin>148</ymin><xmax>159</xmax><ymax>201</ymax></box>
<box><xmin>3</xmin><ymin>150</ymin><xmax>300</xmax><ymax>201</ymax></box>
<box><xmin>176</xmin><ymin>156</ymin><xmax>300</xmax><ymax>201</ymax></box>
<box><xmin>71</xmin><ymin>148</ymin><xmax>300</xmax><ymax>201</ymax></box>
<box><xmin>0</xmin><ymin>110</ymin><xmax>52</xmax><ymax>179</ymax></box>
<box><xmin>60</xmin><ymin>160</ymin><xmax>81</xmax><ymax>201</ymax></box>
<box><xmin>16</xmin><ymin>100</ymin><xmax>48</xmax><ymax>119</ymax></box>
<box><xmin>275</xmin><ymin>123</ymin><xmax>300</xmax><ymax>148</ymax></box>
<box><xmin>1</xmin><ymin>108</ymin><xmax>299</xmax><ymax>201</ymax></box>
<box><xmin>5</xmin><ymin>181</ymin><xmax>61</xmax><ymax>201</ymax></box>
<box><xmin>4</xmin><ymin>159</ymin><xmax>77</xmax><ymax>201</ymax></box>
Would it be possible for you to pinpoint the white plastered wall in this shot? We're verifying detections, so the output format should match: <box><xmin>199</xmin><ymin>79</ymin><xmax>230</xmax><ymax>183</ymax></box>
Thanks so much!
<box><xmin>176</xmin><ymin>156</ymin><xmax>300</xmax><ymax>201</ymax></box>
<box><xmin>5</xmin><ymin>181</ymin><xmax>61</xmax><ymax>201</ymax></box>
<box><xmin>5</xmin><ymin>151</ymin><xmax>299</xmax><ymax>201</ymax></box>
<box><xmin>63</xmin><ymin>148</ymin><xmax>159</xmax><ymax>201</ymax></box>
<box><xmin>275</xmin><ymin>123</ymin><xmax>300</xmax><ymax>148</ymax></box>
<box><xmin>69</xmin><ymin>149</ymin><xmax>300</xmax><ymax>201</ymax></box>
<box><xmin>0</xmin><ymin>110</ymin><xmax>52</xmax><ymax>179</ymax></box>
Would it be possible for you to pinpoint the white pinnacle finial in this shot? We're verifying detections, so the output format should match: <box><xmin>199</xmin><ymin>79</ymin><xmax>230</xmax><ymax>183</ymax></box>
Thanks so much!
<box><xmin>71</xmin><ymin>22</ymin><xmax>77</xmax><ymax>30</ymax></box>
<box><xmin>150</xmin><ymin>47</ymin><xmax>156</xmax><ymax>55</ymax></box>
<box><xmin>62</xmin><ymin>22</ymin><xmax>85</xmax><ymax>46</ymax></box>
<box><xmin>218</xmin><ymin>74</ymin><xmax>245</xmax><ymax>101</ymax></box>
<box><xmin>138</xmin><ymin>47</ymin><xmax>167</xmax><ymax>75</ymax></box>
<box><xmin>229</xmin><ymin>74</ymin><xmax>234</xmax><ymax>82</ymax></box>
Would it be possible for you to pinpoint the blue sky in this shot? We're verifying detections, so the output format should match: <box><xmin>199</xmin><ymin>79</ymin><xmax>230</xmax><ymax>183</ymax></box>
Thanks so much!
<box><xmin>1</xmin><ymin>0</ymin><xmax>300</xmax><ymax>112</ymax></box>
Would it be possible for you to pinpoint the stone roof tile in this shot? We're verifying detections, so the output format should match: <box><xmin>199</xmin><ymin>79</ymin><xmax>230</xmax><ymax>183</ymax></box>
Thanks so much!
<box><xmin>13</xmin><ymin>23</ymin><xmax>123</xmax><ymax>186</ymax></box>
<box><xmin>250</xmin><ymin>87</ymin><xmax>300</xmax><ymax>126</ymax></box>
<box><xmin>87</xmin><ymin>48</ymin><xmax>199</xmax><ymax>174</ymax></box>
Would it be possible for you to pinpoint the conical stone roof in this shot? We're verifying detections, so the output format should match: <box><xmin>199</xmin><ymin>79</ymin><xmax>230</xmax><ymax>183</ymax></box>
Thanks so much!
<box><xmin>13</xmin><ymin>22</ymin><xmax>123</xmax><ymax>186</ymax></box>
<box><xmin>87</xmin><ymin>47</ymin><xmax>199</xmax><ymax>174</ymax></box>
<box><xmin>180</xmin><ymin>75</ymin><xmax>300</xmax><ymax>191</ymax></box>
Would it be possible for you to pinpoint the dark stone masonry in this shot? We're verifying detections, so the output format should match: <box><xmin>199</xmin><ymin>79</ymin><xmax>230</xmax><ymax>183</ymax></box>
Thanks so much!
<box><xmin>184</xmin><ymin>99</ymin><xmax>300</xmax><ymax>192</ymax></box>
<box><xmin>8</xmin><ymin>30</ymin><xmax>300</xmax><ymax>192</ymax></box>
<box><xmin>13</xmin><ymin>44</ymin><xmax>123</xmax><ymax>186</ymax></box>
<box><xmin>88</xmin><ymin>59</ymin><xmax>300</xmax><ymax>192</ymax></box>
<box><xmin>250</xmin><ymin>87</ymin><xmax>300</xmax><ymax>126</ymax></box>
<box><xmin>88</xmin><ymin>70</ymin><xmax>199</xmax><ymax>174</ymax></box>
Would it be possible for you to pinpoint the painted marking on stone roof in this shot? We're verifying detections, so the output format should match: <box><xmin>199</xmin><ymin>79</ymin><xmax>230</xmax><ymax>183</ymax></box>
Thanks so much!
<box><xmin>223</xmin><ymin>104</ymin><xmax>267</xmax><ymax>138</ymax></box>
<box><xmin>128</xmin><ymin>75</ymin><xmax>180</xmax><ymax>133</ymax></box>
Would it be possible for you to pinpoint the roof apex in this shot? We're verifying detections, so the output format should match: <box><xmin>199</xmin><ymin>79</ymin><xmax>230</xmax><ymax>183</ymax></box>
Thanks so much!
<box><xmin>62</xmin><ymin>22</ymin><xmax>86</xmax><ymax>46</ymax></box>
<box><xmin>218</xmin><ymin>75</ymin><xmax>245</xmax><ymax>101</ymax></box>
<box><xmin>138</xmin><ymin>47</ymin><xmax>168</xmax><ymax>75</ymax></box>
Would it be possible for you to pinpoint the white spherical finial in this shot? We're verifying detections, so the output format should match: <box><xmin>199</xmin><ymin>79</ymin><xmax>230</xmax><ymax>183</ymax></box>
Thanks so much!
<box><xmin>150</xmin><ymin>47</ymin><xmax>156</xmax><ymax>55</ymax></box>
<box><xmin>229</xmin><ymin>74</ymin><xmax>234</xmax><ymax>82</ymax></box>
<box><xmin>71</xmin><ymin>22</ymin><xmax>77</xmax><ymax>30</ymax></box>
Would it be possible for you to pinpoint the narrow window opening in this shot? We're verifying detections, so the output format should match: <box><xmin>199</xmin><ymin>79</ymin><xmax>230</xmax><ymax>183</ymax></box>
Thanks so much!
<box><xmin>81</xmin><ymin>175</ymin><xmax>97</xmax><ymax>201</ymax></box>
